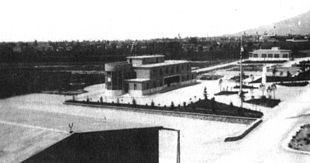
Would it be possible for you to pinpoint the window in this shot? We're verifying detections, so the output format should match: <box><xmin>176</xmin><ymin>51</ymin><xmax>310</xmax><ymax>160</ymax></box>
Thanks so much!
<box><xmin>253</xmin><ymin>54</ymin><xmax>258</xmax><ymax>58</ymax></box>
<box><xmin>176</xmin><ymin>65</ymin><xmax>180</xmax><ymax>73</ymax></box>
<box><xmin>283</xmin><ymin>54</ymin><xmax>288</xmax><ymax>58</ymax></box>
<box><xmin>171</xmin><ymin>67</ymin><xmax>174</xmax><ymax>74</ymax></box>
<box><xmin>268</xmin><ymin>54</ymin><xmax>273</xmax><ymax>58</ymax></box>
<box><xmin>262</xmin><ymin>54</ymin><xmax>267</xmax><ymax>58</ymax></box>
<box><xmin>160</xmin><ymin>69</ymin><xmax>163</xmax><ymax>75</ymax></box>
<box><xmin>274</xmin><ymin>54</ymin><xmax>280</xmax><ymax>58</ymax></box>
<box><xmin>133</xmin><ymin>83</ymin><xmax>137</xmax><ymax>90</ymax></box>
<box><xmin>165</xmin><ymin>67</ymin><xmax>168</xmax><ymax>74</ymax></box>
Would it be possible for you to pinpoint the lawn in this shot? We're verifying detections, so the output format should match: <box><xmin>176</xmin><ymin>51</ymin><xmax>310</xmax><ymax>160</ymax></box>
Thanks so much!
<box><xmin>244</xmin><ymin>97</ymin><xmax>281</xmax><ymax>108</ymax></box>
<box><xmin>66</xmin><ymin>97</ymin><xmax>263</xmax><ymax>119</ymax></box>
<box><xmin>214</xmin><ymin>91</ymin><xmax>248</xmax><ymax>96</ymax></box>
<box><xmin>233</xmin><ymin>85</ymin><xmax>258</xmax><ymax>89</ymax></box>
<box><xmin>278</xmin><ymin>82</ymin><xmax>309</xmax><ymax>87</ymax></box>
<box><xmin>289</xmin><ymin>124</ymin><xmax>310</xmax><ymax>152</ymax></box>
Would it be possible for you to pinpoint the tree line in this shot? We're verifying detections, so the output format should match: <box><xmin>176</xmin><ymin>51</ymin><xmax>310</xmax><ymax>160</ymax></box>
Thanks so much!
<box><xmin>0</xmin><ymin>35</ymin><xmax>309</xmax><ymax>63</ymax></box>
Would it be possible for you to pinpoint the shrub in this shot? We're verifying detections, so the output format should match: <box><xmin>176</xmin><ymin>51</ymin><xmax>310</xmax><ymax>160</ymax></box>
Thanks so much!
<box><xmin>171</xmin><ymin>101</ymin><xmax>175</xmax><ymax>109</ymax></box>
<box><xmin>151</xmin><ymin>100</ymin><xmax>155</xmax><ymax>107</ymax></box>
<box><xmin>132</xmin><ymin>98</ymin><xmax>136</xmax><ymax>105</ymax></box>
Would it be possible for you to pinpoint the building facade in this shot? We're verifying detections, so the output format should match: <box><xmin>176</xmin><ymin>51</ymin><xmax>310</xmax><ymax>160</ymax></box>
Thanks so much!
<box><xmin>248</xmin><ymin>47</ymin><xmax>291</xmax><ymax>61</ymax></box>
<box><xmin>104</xmin><ymin>61</ymin><xmax>134</xmax><ymax>96</ymax></box>
<box><xmin>105</xmin><ymin>55</ymin><xmax>196</xmax><ymax>96</ymax></box>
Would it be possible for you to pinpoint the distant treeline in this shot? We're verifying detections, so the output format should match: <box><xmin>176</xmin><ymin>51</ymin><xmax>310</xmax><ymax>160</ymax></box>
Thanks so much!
<box><xmin>1</xmin><ymin>35</ymin><xmax>309</xmax><ymax>63</ymax></box>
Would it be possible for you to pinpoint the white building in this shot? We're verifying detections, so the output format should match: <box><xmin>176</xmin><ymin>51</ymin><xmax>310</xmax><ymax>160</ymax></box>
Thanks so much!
<box><xmin>248</xmin><ymin>47</ymin><xmax>291</xmax><ymax>61</ymax></box>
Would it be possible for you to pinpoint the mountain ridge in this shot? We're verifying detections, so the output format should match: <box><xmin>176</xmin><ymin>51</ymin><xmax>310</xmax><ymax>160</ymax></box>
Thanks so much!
<box><xmin>234</xmin><ymin>10</ymin><xmax>310</xmax><ymax>36</ymax></box>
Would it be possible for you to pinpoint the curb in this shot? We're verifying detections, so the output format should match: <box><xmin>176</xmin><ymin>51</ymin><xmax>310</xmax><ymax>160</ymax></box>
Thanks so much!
<box><xmin>224</xmin><ymin>118</ymin><xmax>263</xmax><ymax>142</ymax></box>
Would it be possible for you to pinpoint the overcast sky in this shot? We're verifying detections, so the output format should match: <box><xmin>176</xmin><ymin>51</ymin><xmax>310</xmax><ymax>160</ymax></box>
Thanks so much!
<box><xmin>0</xmin><ymin>0</ymin><xmax>310</xmax><ymax>41</ymax></box>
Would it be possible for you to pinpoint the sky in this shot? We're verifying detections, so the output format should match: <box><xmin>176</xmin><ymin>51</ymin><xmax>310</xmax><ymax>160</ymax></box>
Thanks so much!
<box><xmin>0</xmin><ymin>0</ymin><xmax>310</xmax><ymax>41</ymax></box>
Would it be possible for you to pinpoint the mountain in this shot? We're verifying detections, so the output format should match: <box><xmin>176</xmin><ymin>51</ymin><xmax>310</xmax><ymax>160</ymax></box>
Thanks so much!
<box><xmin>235</xmin><ymin>10</ymin><xmax>310</xmax><ymax>36</ymax></box>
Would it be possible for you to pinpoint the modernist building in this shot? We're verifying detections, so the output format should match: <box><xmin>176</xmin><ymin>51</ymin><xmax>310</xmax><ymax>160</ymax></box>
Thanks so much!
<box><xmin>105</xmin><ymin>55</ymin><xmax>196</xmax><ymax>96</ymax></box>
<box><xmin>248</xmin><ymin>47</ymin><xmax>291</xmax><ymax>61</ymax></box>
<box><xmin>104</xmin><ymin>61</ymin><xmax>134</xmax><ymax>96</ymax></box>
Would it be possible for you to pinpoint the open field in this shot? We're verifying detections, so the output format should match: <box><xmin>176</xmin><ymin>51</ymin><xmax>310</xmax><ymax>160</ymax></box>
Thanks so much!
<box><xmin>0</xmin><ymin>93</ymin><xmax>249</xmax><ymax>162</ymax></box>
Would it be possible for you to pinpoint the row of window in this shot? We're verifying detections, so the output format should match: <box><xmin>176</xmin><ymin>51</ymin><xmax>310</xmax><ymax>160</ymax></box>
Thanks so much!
<box><xmin>152</xmin><ymin>64</ymin><xmax>190</xmax><ymax>76</ymax></box>
<box><xmin>132</xmin><ymin>74</ymin><xmax>194</xmax><ymax>90</ymax></box>
<box><xmin>133</xmin><ymin>81</ymin><xmax>162</xmax><ymax>90</ymax></box>
<box><xmin>251</xmin><ymin>53</ymin><xmax>289</xmax><ymax>58</ymax></box>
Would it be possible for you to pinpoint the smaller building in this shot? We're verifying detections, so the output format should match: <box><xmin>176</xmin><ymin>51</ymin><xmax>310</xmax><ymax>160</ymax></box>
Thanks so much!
<box><xmin>105</xmin><ymin>55</ymin><xmax>196</xmax><ymax>96</ymax></box>
<box><xmin>249</xmin><ymin>47</ymin><xmax>291</xmax><ymax>61</ymax></box>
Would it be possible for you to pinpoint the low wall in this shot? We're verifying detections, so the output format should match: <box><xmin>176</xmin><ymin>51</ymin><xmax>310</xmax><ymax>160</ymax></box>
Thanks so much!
<box><xmin>224</xmin><ymin>119</ymin><xmax>263</xmax><ymax>142</ymax></box>
<box><xmin>64</xmin><ymin>101</ymin><xmax>257</xmax><ymax>124</ymax></box>
<box><xmin>104</xmin><ymin>90</ymin><xmax>124</xmax><ymax>96</ymax></box>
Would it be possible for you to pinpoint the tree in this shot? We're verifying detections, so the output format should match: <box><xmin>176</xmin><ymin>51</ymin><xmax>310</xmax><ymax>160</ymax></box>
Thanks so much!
<box><xmin>203</xmin><ymin>87</ymin><xmax>208</xmax><ymax>100</ymax></box>
<box><xmin>151</xmin><ymin>100</ymin><xmax>155</xmax><ymax>107</ymax></box>
<box><xmin>250</xmin><ymin>74</ymin><xmax>254</xmax><ymax>83</ymax></box>
<box><xmin>170</xmin><ymin>101</ymin><xmax>175</xmax><ymax>109</ymax></box>
<box><xmin>218</xmin><ymin>79</ymin><xmax>223</xmax><ymax>91</ymax></box>
<box><xmin>272</xmin><ymin>67</ymin><xmax>277</xmax><ymax>77</ymax></box>
<box><xmin>266</xmin><ymin>86</ymin><xmax>272</xmax><ymax>98</ymax></box>
<box><xmin>259</xmin><ymin>83</ymin><xmax>266</xmax><ymax>97</ymax></box>
<box><xmin>132</xmin><ymin>98</ymin><xmax>136</xmax><ymax>105</ymax></box>
<box><xmin>270</xmin><ymin>83</ymin><xmax>277</xmax><ymax>99</ymax></box>
<box><xmin>211</xmin><ymin>97</ymin><xmax>216</xmax><ymax>113</ymax></box>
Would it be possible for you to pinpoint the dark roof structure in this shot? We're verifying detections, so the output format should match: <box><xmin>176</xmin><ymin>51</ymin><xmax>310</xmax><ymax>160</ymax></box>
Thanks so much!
<box><xmin>23</xmin><ymin>127</ymin><xmax>179</xmax><ymax>163</ymax></box>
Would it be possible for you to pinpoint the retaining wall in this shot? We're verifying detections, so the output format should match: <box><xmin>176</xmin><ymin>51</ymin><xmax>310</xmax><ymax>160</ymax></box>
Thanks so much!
<box><xmin>224</xmin><ymin>119</ymin><xmax>263</xmax><ymax>142</ymax></box>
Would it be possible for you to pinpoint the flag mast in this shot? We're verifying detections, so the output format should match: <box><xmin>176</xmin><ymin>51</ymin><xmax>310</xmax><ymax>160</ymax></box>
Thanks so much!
<box><xmin>239</xmin><ymin>34</ymin><xmax>244</xmax><ymax>108</ymax></box>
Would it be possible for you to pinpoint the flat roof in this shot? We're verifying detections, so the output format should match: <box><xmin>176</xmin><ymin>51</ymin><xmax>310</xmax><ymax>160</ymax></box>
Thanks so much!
<box><xmin>105</xmin><ymin>61</ymin><xmax>129</xmax><ymax>66</ymax></box>
<box><xmin>126</xmin><ymin>78</ymin><xmax>150</xmax><ymax>82</ymax></box>
<box><xmin>252</xmin><ymin>49</ymin><xmax>291</xmax><ymax>53</ymax></box>
<box><xmin>134</xmin><ymin>60</ymin><xmax>189</xmax><ymax>68</ymax></box>
<box><xmin>127</xmin><ymin>55</ymin><xmax>164</xmax><ymax>59</ymax></box>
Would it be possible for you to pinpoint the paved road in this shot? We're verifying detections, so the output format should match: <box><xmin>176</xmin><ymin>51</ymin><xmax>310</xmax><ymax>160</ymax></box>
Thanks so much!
<box><xmin>193</xmin><ymin>60</ymin><xmax>239</xmax><ymax>74</ymax></box>
<box><xmin>215</xmin><ymin>85</ymin><xmax>310</xmax><ymax>163</ymax></box>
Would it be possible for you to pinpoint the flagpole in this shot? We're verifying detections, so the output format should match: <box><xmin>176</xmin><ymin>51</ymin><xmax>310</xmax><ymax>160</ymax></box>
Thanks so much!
<box><xmin>239</xmin><ymin>34</ymin><xmax>243</xmax><ymax>108</ymax></box>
